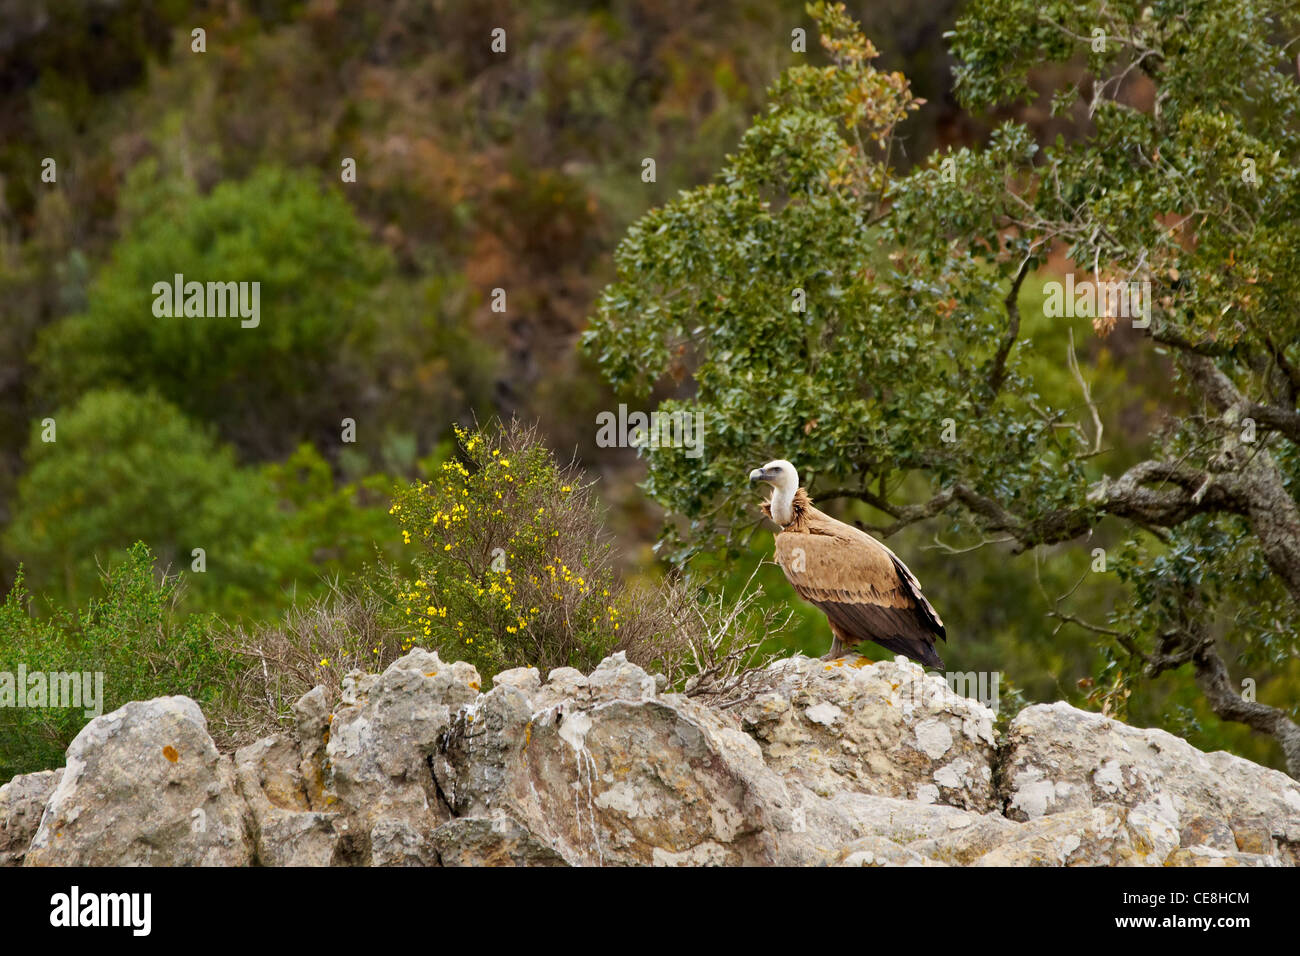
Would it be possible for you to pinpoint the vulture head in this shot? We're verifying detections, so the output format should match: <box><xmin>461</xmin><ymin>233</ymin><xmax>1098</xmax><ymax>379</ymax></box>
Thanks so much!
<box><xmin>749</xmin><ymin>459</ymin><xmax>799</xmax><ymax>525</ymax></box>
<box><xmin>749</xmin><ymin>459</ymin><xmax>798</xmax><ymax>491</ymax></box>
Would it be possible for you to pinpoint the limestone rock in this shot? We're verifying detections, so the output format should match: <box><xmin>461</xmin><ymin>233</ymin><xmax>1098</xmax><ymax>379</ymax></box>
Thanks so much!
<box><xmin>1164</xmin><ymin>845</ymin><xmax>1282</xmax><ymax>867</ymax></box>
<box><xmin>325</xmin><ymin>648</ymin><xmax>480</xmax><ymax>865</ymax></box>
<box><xmin>234</xmin><ymin>734</ymin><xmax>350</xmax><ymax>866</ymax></box>
<box><xmin>586</xmin><ymin>651</ymin><xmax>656</xmax><ymax>702</ymax></box>
<box><xmin>492</xmin><ymin>667</ymin><xmax>541</xmax><ymax>694</ymax></box>
<box><xmin>292</xmin><ymin>684</ymin><xmax>332</xmax><ymax>809</ymax></box>
<box><xmin>1000</xmin><ymin>701</ymin><xmax>1300</xmax><ymax>864</ymax></box>
<box><xmin>432</xmin><ymin>656</ymin><xmax>854</xmax><ymax>866</ymax></box>
<box><xmin>533</xmin><ymin>666</ymin><xmax>588</xmax><ymax>710</ymax></box>
<box><xmin>1178</xmin><ymin>815</ymin><xmax>1237</xmax><ymax>853</ymax></box>
<box><xmin>0</xmin><ymin>769</ymin><xmax>61</xmax><ymax>866</ymax></box>
<box><xmin>829</xmin><ymin>834</ymin><xmax>944</xmax><ymax>867</ymax></box>
<box><xmin>432</xmin><ymin>815</ymin><xmax>569</xmax><ymax>866</ymax></box>
<box><xmin>829</xmin><ymin>791</ymin><xmax>1014</xmax><ymax>859</ymax></box>
<box><xmin>24</xmin><ymin>697</ymin><xmax>253</xmax><ymax>866</ymax></box>
<box><xmin>971</xmin><ymin>804</ymin><xmax>1177</xmax><ymax>866</ymax></box>
<box><xmin>6</xmin><ymin>649</ymin><xmax>1296</xmax><ymax>868</ymax></box>
<box><xmin>734</xmin><ymin>655</ymin><xmax>997</xmax><ymax>811</ymax></box>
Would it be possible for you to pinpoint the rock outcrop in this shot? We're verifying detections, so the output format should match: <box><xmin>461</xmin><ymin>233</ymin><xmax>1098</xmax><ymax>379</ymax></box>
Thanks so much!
<box><xmin>5</xmin><ymin>651</ymin><xmax>1298</xmax><ymax>866</ymax></box>
<box><xmin>998</xmin><ymin>700</ymin><xmax>1300</xmax><ymax>865</ymax></box>
<box><xmin>24</xmin><ymin>696</ymin><xmax>254</xmax><ymax>866</ymax></box>
<box><xmin>0</xmin><ymin>769</ymin><xmax>61</xmax><ymax>866</ymax></box>
<box><xmin>734</xmin><ymin>656</ymin><xmax>997</xmax><ymax>811</ymax></box>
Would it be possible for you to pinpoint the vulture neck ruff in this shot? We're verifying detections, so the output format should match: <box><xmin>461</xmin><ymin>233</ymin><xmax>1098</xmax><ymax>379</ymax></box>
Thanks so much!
<box><xmin>766</xmin><ymin>488</ymin><xmax>812</xmax><ymax>530</ymax></box>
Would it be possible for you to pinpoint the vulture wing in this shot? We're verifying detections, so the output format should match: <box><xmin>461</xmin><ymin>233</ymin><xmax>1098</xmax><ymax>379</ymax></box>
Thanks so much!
<box><xmin>774</xmin><ymin>511</ymin><xmax>946</xmax><ymax>668</ymax></box>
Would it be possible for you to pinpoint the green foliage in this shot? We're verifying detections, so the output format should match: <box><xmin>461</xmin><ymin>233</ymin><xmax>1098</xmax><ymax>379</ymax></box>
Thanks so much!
<box><xmin>261</xmin><ymin>443</ymin><xmax>398</xmax><ymax>590</ymax></box>
<box><xmin>0</xmin><ymin>0</ymin><xmax>192</xmax><ymax>223</ymax></box>
<box><xmin>946</xmin><ymin>0</ymin><xmax>1300</xmax><ymax>758</ymax></box>
<box><xmin>585</xmin><ymin>1</ymin><xmax>1300</xmax><ymax>769</ymax></box>
<box><xmin>33</xmin><ymin>165</ymin><xmax>391</xmax><ymax>457</ymax></box>
<box><xmin>4</xmin><ymin>388</ymin><xmax>282</xmax><ymax>611</ymax></box>
<box><xmin>342</xmin><ymin>272</ymin><xmax>502</xmax><ymax>480</ymax></box>
<box><xmin>3</xmin><ymin>388</ymin><xmax>397</xmax><ymax>620</ymax></box>
<box><xmin>585</xmin><ymin>2</ymin><xmax>1081</xmax><ymax>560</ymax></box>
<box><xmin>0</xmin><ymin>542</ymin><xmax>229</xmax><ymax>781</ymax></box>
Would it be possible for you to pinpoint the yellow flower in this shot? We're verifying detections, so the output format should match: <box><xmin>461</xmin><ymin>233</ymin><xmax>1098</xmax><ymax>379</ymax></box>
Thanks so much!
<box><xmin>319</xmin><ymin>658</ymin><xmax>330</xmax><ymax>667</ymax></box>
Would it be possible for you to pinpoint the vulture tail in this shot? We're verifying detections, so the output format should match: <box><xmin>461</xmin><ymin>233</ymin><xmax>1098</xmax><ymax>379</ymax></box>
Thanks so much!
<box><xmin>870</xmin><ymin>633</ymin><xmax>945</xmax><ymax>670</ymax></box>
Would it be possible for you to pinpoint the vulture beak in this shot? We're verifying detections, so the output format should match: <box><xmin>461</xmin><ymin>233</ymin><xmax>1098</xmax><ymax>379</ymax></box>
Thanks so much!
<box><xmin>749</xmin><ymin>467</ymin><xmax>766</xmax><ymax>485</ymax></box>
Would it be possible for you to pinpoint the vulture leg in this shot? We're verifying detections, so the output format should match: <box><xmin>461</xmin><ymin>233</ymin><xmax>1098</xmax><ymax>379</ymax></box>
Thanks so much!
<box><xmin>821</xmin><ymin>627</ymin><xmax>848</xmax><ymax>661</ymax></box>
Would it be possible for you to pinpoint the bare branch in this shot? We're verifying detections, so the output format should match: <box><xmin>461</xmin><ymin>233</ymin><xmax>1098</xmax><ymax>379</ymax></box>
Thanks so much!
<box><xmin>1067</xmin><ymin>327</ymin><xmax>1104</xmax><ymax>455</ymax></box>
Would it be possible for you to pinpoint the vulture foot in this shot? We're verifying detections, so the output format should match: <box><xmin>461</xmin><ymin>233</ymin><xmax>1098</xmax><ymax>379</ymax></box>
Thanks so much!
<box><xmin>821</xmin><ymin>635</ymin><xmax>847</xmax><ymax>661</ymax></box>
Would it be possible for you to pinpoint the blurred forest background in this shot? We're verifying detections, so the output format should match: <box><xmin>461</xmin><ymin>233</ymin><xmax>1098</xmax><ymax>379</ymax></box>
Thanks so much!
<box><xmin>0</xmin><ymin>0</ymin><xmax>1295</xmax><ymax>780</ymax></box>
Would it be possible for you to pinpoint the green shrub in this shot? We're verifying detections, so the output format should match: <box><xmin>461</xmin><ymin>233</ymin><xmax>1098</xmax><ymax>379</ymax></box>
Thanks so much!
<box><xmin>4</xmin><ymin>388</ymin><xmax>399</xmax><ymax>619</ymax></box>
<box><xmin>0</xmin><ymin>542</ymin><xmax>229</xmax><ymax>782</ymax></box>
<box><xmin>388</xmin><ymin>421</ymin><xmax>678</xmax><ymax>679</ymax></box>
<box><xmin>4</xmin><ymin>388</ymin><xmax>284</xmax><ymax>612</ymax></box>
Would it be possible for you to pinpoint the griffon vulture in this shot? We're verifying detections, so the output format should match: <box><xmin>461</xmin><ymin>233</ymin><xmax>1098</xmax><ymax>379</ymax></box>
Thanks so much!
<box><xmin>750</xmin><ymin>459</ymin><xmax>946</xmax><ymax>668</ymax></box>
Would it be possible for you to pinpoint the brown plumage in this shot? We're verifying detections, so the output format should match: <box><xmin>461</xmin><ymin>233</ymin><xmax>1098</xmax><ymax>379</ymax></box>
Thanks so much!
<box><xmin>751</xmin><ymin>461</ymin><xmax>946</xmax><ymax>668</ymax></box>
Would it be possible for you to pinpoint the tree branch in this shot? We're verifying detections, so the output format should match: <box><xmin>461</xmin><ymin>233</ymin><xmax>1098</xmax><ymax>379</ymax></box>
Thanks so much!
<box><xmin>983</xmin><ymin>255</ymin><xmax>1032</xmax><ymax>407</ymax></box>
<box><xmin>1192</xmin><ymin>638</ymin><xmax>1300</xmax><ymax>778</ymax></box>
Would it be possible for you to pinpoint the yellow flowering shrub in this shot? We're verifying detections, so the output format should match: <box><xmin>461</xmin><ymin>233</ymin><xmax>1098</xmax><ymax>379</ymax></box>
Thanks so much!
<box><xmin>388</xmin><ymin>421</ymin><xmax>632</xmax><ymax>678</ymax></box>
